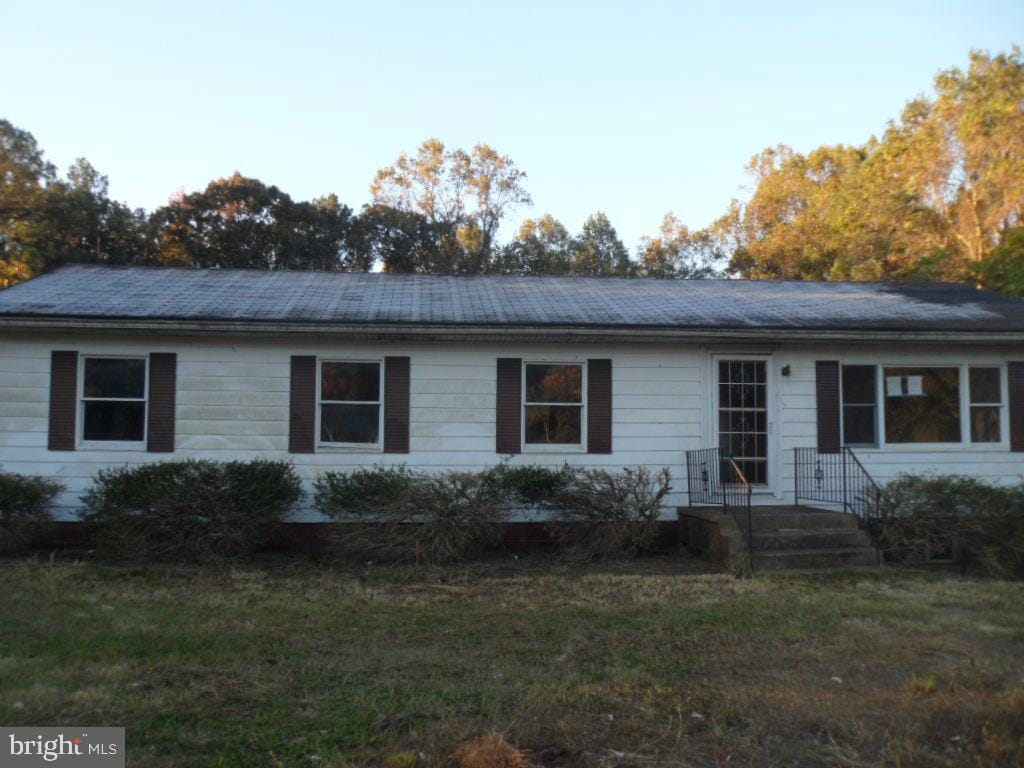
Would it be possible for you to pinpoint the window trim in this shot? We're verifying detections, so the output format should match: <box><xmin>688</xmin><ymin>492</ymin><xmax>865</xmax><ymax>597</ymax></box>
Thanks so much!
<box><xmin>77</xmin><ymin>354</ymin><xmax>149</xmax><ymax>450</ymax></box>
<box><xmin>839</xmin><ymin>364</ymin><xmax>878</xmax><ymax>448</ymax></box>
<box><xmin>967</xmin><ymin>365</ymin><xmax>1005</xmax><ymax>444</ymax></box>
<box><xmin>522</xmin><ymin>360</ymin><xmax>587</xmax><ymax>452</ymax></box>
<box><xmin>316</xmin><ymin>358</ymin><xmax>385</xmax><ymax>451</ymax></box>
<box><xmin>839</xmin><ymin>362</ymin><xmax>1008</xmax><ymax>451</ymax></box>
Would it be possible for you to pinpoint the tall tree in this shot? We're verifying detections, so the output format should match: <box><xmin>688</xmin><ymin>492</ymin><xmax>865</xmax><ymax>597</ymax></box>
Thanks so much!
<box><xmin>726</xmin><ymin>47</ymin><xmax>1024</xmax><ymax>282</ymax></box>
<box><xmin>349</xmin><ymin>203</ymin><xmax>450</xmax><ymax>273</ymax></box>
<box><xmin>1</xmin><ymin>121</ymin><xmax>151</xmax><ymax>287</ymax></box>
<box><xmin>154</xmin><ymin>173</ymin><xmax>364</xmax><ymax>271</ymax></box>
<box><xmin>571</xmin><ymin>212</ymin><xmax>632</xmax><ymax>276</ymax></box>
<box><xmin>371</xmin><ymin>138</ymin><xmax>531</xmax><ymax>272</ymax></box>
<box><xmin>636</xmin><ymin>213</ymin><xmax>725</xmax><ymax>278</ymax></box>
<box><xmin>492</xmin><ymin>214</ymin><xmax>574</xmax><ymax>275</ymax></box>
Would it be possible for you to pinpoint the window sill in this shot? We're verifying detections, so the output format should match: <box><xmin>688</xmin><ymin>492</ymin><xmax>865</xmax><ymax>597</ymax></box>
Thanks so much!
<box><xmin>317</xmin><ymin>444</ymin><xmax>384</xmax><ymax>454</ymax></box>
<box><xmin>523</xmin><ymin>444</ymin><xmax>586</xmax><ymax>454</ymax></box>
<box><xmin>849</xmin><ymin>443</ymin><xmax>1009</xmax><ymax>453</ymax></box>
<box><xmin>78</xmin><ymin>441</ymin><xmax>147</xmax><ymax>452</ymax></box>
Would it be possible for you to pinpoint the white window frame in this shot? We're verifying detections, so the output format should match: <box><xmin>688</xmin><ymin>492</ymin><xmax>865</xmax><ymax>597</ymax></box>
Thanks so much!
<box><xmin>522</xmin><ymin>360</ymin><xmax>586</xmax><ymax>452</ymax></box>
<box><xmin>967</xmin><ymin>365</ymin><xmax>1005</xmax><ymax>445</ymax></box>
<box><xmin>316</xmin><ymin>358</ymin><xmax>385</xmax><ymax>451</ymax></box>
<box><xmin>839</xmin><ymin>364</ymin><xmax>879</xmax><ymax>448</ymax></box>
<box><xmin>78</xmin><ymin>354</ymin><xmax>149</xmax><ymax>450</ymax></box>
<box><xmin>839</xmin><ymin>362</ymin><xmax>1008</xmax><ymax>451</ymax></box>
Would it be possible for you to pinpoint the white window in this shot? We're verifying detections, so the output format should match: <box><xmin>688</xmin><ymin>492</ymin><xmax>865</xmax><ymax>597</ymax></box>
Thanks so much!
<box><xmin>318</xmin><ymin>360</ymin><xmax>383</xmax><ymax>446</ymax></box>
<box><xmin>840</xmin><ymin>363</ymin><xmax>1006</xmax><ymax>447</ymax></box>
<box><xmin>523</xmin><ymin>362</ymin><xmax>584</xmax><ymax>446</ymax></box>
<box><xmin>80</xmin><ymin>356</ymin><xmax>147</xmax><ymax>443</ymax></box>
<box><xmin>841</xmin><ymin>365</ymin><xmax>878</xmax><ymax>447</ymax></box>
<box><xmin>883</xmin><ymin>366</ymin><xmax>961</xmax><ymax>444</ymax></box>
<box><xmin>968</xmin><ymin>367</ymin><xmax>1002</xmax><ymax>443</ymax></box>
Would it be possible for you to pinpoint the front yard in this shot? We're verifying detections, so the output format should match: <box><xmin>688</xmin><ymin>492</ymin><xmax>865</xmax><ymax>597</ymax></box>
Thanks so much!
<box><xmin>1</xmin><ymin>556</ymin><xmax>1022</xmax><ymax>767</ymax></box>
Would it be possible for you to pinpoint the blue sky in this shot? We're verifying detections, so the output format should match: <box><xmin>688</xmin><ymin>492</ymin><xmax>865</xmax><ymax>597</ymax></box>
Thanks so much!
<box><xmin>2</xmin><ymin>0</ymin><xmax>1021</xmax><ymax>248</ymax></box>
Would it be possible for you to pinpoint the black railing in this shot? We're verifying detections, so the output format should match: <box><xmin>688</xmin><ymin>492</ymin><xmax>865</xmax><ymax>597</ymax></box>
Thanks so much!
<box><xmin>794</xmin><ymin>447</ymin><xmax>882</xmax><ymax>522</ymax></box>
<box><xmin>686</xmin><ymin>447</ymin><xmax>753</xmax><ymax>568</ymax></box>
<box><xmin>686</xmin><ymin>447</ymin><xmax>723</xmax><ymax>506</ymax></box>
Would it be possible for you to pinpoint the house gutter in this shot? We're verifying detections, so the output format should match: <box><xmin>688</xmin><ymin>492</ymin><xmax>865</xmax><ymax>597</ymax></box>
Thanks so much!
<box><xmin>2</xmin><ymin>316</ymin><xmax>1024</xmax><ymax>345</ymax></box>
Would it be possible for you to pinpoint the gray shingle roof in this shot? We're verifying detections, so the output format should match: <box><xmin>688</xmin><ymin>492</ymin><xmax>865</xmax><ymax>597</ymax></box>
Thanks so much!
<box><xmin>3</xmin><ymin>264</ymin><xmax>1024</xmax><ymax>333</ymax></box>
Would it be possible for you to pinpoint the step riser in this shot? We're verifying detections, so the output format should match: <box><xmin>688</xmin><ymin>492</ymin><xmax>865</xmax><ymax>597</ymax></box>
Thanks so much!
<box><xmin>753</xmin><ymin>530</ymin><xmax>871</xmax><ymax>550</ymax></box>
<box><xmin>752</xmin><ymin>550</ymin><xmax>878</xmax><ymax>570</ymax></box>
<box><xmin>749</xmin><ymin>514</ymin><xmax>860</xmax><ymax>531</ymax></box>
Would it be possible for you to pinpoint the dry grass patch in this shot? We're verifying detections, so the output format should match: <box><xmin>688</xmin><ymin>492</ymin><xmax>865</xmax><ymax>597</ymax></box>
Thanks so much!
<box><xmin>0</xmin><ymin>556</ymin><xmax>1021</xmax><ymax>767</ymax></box>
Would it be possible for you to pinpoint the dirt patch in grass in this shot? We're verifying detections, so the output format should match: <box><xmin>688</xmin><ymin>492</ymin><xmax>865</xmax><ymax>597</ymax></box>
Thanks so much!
<box><xmin>0</xmin><ymin>554</ymin><xmax>1021</xmax><ymax>767</ymax></box>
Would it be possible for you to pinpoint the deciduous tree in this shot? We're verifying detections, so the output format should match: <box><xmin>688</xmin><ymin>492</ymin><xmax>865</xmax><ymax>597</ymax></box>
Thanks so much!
<box><xmin>371</xmin><ymin>139</ymin><xmax>531</xmax><ymax>272</ymax></box>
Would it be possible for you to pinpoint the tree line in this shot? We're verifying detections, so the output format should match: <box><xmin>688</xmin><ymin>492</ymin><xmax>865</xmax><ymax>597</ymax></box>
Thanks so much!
<box><xmin>1</xmin><ymin>47</ymin><xmax>1021</xmax><ymax>293</ymax></box>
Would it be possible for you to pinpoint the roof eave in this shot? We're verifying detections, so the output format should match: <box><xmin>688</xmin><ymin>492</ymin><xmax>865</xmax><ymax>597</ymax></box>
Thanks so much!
<box><xmin>2</xmin><ymin>315</ymin><xmax>1024</xmax><ymax>345</ymax></box>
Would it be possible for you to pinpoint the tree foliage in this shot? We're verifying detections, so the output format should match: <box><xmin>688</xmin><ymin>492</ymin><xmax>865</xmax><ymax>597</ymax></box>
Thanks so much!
<box><xmin>1</xmin><ymin>120</ymin><xmax>151</xmax><ymax>287</ymax></box>
<box><xmin>371</xmin><ymin>138</ymin><xmax>531</xmax><ymax>273</ymax></box>
<box><xmin>492</xmin><ymin>211</ymin><xmax>635</xmax><ymax>277</ymax></box>
<box><xmin>3</xmin><ymin>47</ymin><xmax>1022</xmax><ymax>290</ymax></box>
<box><xmin>154</xmin><ymin>174</ymin><xmax>364</xmax><ymax>271</ymax></box>
<box><xmin>726</xmin><ymin>47</ymin><xmax>1024</xmax><ymax>288</ymax></box>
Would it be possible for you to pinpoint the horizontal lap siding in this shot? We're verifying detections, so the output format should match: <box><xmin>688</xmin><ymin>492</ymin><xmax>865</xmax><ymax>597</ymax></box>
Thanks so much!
<box><xmin>777</xmin><ymin>346</ymin><xmax>1024</xmax><ymax>497</ymax></box>
<box><xmin>0</xmin><ymin>336</ymin><xmax>701</xmax><ymax>519</ymax></box>
<box><xmin>6</xmin><ymin>334</ymin><xmax>1023</xmax><ymax>518</ymax></box>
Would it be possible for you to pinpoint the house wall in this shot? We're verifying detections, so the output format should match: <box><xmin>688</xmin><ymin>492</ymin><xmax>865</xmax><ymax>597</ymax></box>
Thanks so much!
<box><xmin>1</xmin><ymin>332</ymin><xmax>1021</xmax><ymax>520</ymax></box>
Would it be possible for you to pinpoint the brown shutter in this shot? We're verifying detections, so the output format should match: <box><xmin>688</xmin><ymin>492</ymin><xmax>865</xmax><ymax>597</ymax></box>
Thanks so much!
<box><xmin>496</xmin><ymin>358</ymin><xmax>522</xmax><ymax>454</ymax></box>
<box><xmin>587</xmin><ymin>359</ymin><xmax>612</xmax><ymax>453</ymax></box>
<box><xmin>147</xmin><ymin>353</ymin><xmax>177</xmax><ymax>453</ymax></box>
<box><xmin>1009</xmin><ymin>362</ymin><xmax>1024</xmax><ymax>452</ymax></box>
<box><xmin>383</xmin><ymin>356</ymin><xmax>410</xmax><ymax>453</ymax></box>
<box><xmin>816</xmin><ymin>360</ymin><xmax>841</xmax><ymax>453</ymax></box>
<box><xmin>289</xmin><ymin>355</ymin><xmax>317</xmax><ymax>454</ymax></box>
<box><xmin>48</xmin><ymin>350</ymin><xmax>78</xmax><ymax>451</ymax></box>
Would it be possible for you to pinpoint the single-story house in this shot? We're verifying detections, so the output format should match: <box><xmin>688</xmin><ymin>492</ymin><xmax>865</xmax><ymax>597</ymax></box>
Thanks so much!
<box><xmin>1</xmin><ymin>265</ymin><xmax>1023</xmax><ymax>532</ymax></box>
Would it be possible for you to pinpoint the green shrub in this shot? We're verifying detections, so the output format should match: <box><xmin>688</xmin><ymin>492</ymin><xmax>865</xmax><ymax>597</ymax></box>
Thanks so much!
<box><xmin>80</xmin><ymin>459</ymin><xmax>302</xmax><ymax>562</ymax></box>
<box><xmin>0</xmin><ymin>472</ymin><xmax>63</xmax><ymax>554</ymax></box>
<box><xmin>878</xmin><ymin>475</ymin><xmax>1024</xmax><ymax>578</ymax></box>
<box><xmin>313</xmin><ymin>465</ymin><xmax>416</xmax><ymax>517</ymax></box>
<box><xmin>316</xmin><ymin>467</ymin><xmax>506</xmax><ymax>563</ymax></box>
<box><xmin>481</xmin><ymin>461</ymin><xmax>574</xmax><ymax>505</ymax></box>
<box><xmin>549</xmin><ymin>466</ymin><xmax>672</xmax><ymax>559</ymax></box>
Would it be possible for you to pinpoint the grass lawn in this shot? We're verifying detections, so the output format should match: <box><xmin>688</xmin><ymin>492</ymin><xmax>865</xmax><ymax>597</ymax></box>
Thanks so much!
<box><xmin>1</xmin><ymin>555</ymin><xmax>1022</xmax><ymax>767</ymax></box>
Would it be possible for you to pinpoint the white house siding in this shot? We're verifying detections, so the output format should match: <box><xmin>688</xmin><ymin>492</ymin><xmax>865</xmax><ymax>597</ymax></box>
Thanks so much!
<box><xmin>777</xmin><ymin>344</ymin><xmax>1024</xmax><ymax>491</ymax></box>
<box><xmin>1</xmin><ymin>332</ymin><xmax>1022</xmax><ymax>520</ymax></box>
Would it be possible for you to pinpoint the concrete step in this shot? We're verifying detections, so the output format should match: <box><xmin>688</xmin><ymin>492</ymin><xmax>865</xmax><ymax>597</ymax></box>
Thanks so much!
<box><xmin>752</xmin><ymin>528</ymin><xmax>871</xmax><ymax>550</ymax></box>
<box><xmin>748</xmin><ymin>511</ymin><xmax>860</xmax><ymax>531</ymax></box>
<box><xmin>751</xmin><ymin>547</ymin><xmax>878</xmax><ymax>571</ymax></box>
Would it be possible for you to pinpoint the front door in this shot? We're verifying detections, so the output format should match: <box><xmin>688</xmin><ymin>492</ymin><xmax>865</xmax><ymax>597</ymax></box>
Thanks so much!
<box><xmin>714</xmin><ymin>357</ymin><xmax>770</xmax><ymax>486</ymax></box>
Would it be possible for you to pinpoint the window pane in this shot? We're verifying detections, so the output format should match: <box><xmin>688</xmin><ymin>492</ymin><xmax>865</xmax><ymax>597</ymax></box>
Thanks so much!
<box><xmin>83</xmin><ymin>401</ymin><xmax>145</xmax><ymax>441</ymax></box>
<box><xmin>883</xmin><ymin>367</ymin><xmax>960</xmax><ymax>443</ymax></box>
<box><xmin>525</xmin><ymin>364</ymin><xmax>582</xmax><ymax>403</ymax></box>
<box><xmin>525</xmin><ymin>405</ymin><xmax>582</xmax><ymax>444</ymax></box>
<box><xmin>734</xmin><ymin>459</ymin><xmax>766</xmax><ymax>485</ymax></box>
<box><xmin>84</xmin><ymin>358</ymin><xmax>145</xmax><ymax>398</ymax></box>
<box><xmin>842</xmin><ymin>365</ymin><xmax>876</xmax><ymax>405</ymax></box>
<box><xmin>843</xmin><ymin>405</ymin><xmax>877</xmax><ymax>445</ymax></box>
<box><xmin>969</xmin><ymin>368</ymin><xmax>1001</xmax><ymax>404</ymax></box>
<box><xmin>320</xmin><ymin>404</ymin><xmax>380</xmax><ymax>443</ymax></box>
<box><xmin>321</xmin><ymin>362</ymin><xmax>380</xmax><ymax>402</ymax></box>
<box><xmin>970</xmin><ymin>405</ymin><xmax>1001</xmax><ymax>443</ymax></box>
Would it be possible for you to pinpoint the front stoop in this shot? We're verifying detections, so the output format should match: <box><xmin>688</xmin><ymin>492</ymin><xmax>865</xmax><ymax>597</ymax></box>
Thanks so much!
<box><xmin>679</xmin><ymin>506</ymin><xmax>879</xmax><ymax>571</ymax></box>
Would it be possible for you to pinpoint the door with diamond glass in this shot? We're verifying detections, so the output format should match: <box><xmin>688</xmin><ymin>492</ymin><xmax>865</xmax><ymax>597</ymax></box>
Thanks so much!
<box><xmin>714</xmin><ymin>357</ymin><xmax>770</xmax><ymax>486</ymax></box>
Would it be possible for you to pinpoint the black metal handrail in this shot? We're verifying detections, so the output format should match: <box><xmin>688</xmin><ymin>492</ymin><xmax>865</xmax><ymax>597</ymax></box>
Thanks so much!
<box><xmin>793</xmin><ymin>447</ymin><xmax>882</xmax><ymax>522</ymax></box>
<box><xmin>686</xmin><ymin>447</ymin><xmax>753</xmax><ymax>568</ymax></box>
<box><xmin>722</xmin><ymin>456</ymin><xmax>753</xmax><ymax>570</ymax></box>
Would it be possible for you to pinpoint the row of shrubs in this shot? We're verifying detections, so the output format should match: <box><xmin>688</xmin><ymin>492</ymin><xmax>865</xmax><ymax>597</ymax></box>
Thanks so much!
<box><xmin>875</xmin><ymin>475</ymin><xmax>1024</xmax><ymax>579</ymax></box>
<box><xmin>3</xmin><ymin>462</ymin><xmax>1022</xmax><ymax>576</ymax></box>
<box><xmin>0</xmin><ymin>460</ymin><xmax>672</xmax><ymax>563</ymax></box>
